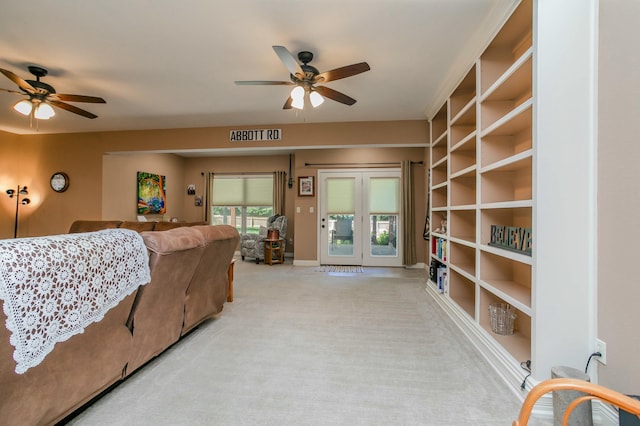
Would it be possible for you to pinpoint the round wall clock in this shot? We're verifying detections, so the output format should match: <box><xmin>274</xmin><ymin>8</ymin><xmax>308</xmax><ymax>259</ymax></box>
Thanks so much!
<box><xmin>50</xmin><ymin>172</ymin><xmax>69</xmax><ymax>193</ymax></box>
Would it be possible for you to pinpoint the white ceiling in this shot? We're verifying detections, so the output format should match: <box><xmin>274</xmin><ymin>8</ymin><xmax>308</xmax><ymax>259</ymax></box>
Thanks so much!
<box><xmin>0</xmin><ymin>0</ymin><xmax>516</xmax><ymax>136</ymax></box>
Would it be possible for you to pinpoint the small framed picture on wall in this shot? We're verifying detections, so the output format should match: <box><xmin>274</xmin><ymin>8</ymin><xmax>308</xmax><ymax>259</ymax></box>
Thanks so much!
<box><xmin>298</xmin><ymin>176</ymin><xmax>314</xmax><ymax>197</ymax></box>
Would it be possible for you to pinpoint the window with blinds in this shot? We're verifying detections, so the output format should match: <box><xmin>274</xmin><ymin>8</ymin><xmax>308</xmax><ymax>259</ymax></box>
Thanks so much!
<box><xmin>212</xmin><ymin>175</ymin><xmax>274</xmax><ymax>234</ymax></box>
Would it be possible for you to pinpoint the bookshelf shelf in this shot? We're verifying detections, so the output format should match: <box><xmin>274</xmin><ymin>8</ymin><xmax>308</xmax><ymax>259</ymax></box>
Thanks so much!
<box><xmin>432</xmin><ymin>161</ymin><xmax>448</xmax><ymax>187</ymax></box>
<box><xmin>431</xmin><ymin>143</ymin><xmax>448</xmax><ymax>165</ymax></box>
<box><xmin>449</xmin><ymin>210</ymin><xmax>476</xmax><ymax>244</ymax></box>
<box><xmin>450</xmin><ymin>170</ymin><xmax>476</xmax><ymax>207</ymax></box>
<box><xmin>431</xmin><ymin>103</ymin><xmax>448</xmax><ymax>142</ymax></box>
<box><xmin>479</xmin><ymin>288</ymin><xmax>531</xmax><ymax>361</ymax></box>
<box><xmin>480</xmin><ymin>156</ymin><xmax>532</xmax><ymax>204</ymax></box>
<box><xmin>450</xmin><ymin>65</ymin><xmax>477</xmax><ymax>119</ymax></box>
<box><xmin>449</xmin><ymin>241</ymin><xmax>476</xmax><ymax>276</ymax></box>
<box><xmin>450</xmin><ymin>269</ymin><xmax>476</xmax><ymax>318</ymax></box>
<box><xmin>431</xmin><ymin>185</ymin><xmax>448</xmax><ymax>209</ymax></box>
<box><xmin>481</xmin><ymin>99</ymin><xmax>532</xmax><ymax>137</ymax></box>
<box><xmin>451</xmin><ymin>138</ymin><xmax>477</xmax><ymax>176</ymax></box>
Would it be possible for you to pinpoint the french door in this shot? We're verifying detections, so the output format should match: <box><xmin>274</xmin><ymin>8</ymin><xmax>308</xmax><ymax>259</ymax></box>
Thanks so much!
<box><xmin>318</xmin><ymin>169</ymin><xmax>401</xmax><ymax>267</ymax></box>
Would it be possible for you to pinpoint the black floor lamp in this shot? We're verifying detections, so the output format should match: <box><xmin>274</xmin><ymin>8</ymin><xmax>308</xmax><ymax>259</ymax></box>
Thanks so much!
<box><xmin>6</xmin><ymin>186</ymin><xmax>30</xmax><ymax>238</ymax></box>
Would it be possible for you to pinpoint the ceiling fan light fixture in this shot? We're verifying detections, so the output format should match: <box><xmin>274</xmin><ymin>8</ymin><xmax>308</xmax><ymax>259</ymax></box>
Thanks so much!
<box><xmin>13</xmin><ymin>99</ymin><xmax>33</xmax><ymax>116</ymax></box>
<box><xmin>291</xmin><ymin>86</ymin><xmax>305</xmax><ymax>109</ymax></box>
<box><xmin>291</xmin><ymin>96</ymin><xmax>304</xmax><ymax>110</ymax></box>
<box><xmin>34</xmin><ymin>103</ymin><xmax>55</xmax><ymax>120</ymax></box>
<box><xmin>290</xmin><ymin>86</ymin><xmax>304</xmax><ymax>101</ymax></box>
<box><xmin>310</xmin><ymin>91</ymin><xmax>324</xmax><ymax>108</ymax></box>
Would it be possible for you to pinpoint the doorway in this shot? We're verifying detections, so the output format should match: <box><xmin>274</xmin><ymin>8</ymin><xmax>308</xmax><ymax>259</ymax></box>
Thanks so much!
<box><xmin>318</xmin><ymin>169</ymin><xmax>402</xmax><ymax>267</ymax></box>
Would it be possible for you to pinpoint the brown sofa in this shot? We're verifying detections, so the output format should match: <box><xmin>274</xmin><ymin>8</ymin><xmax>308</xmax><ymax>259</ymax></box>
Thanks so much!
<box><xmin>0</xmin><ymin>223</ymin><xmax>239</xmax><ymax>425</ymax></box>
<box><xmin>68</xmin><ymin>219</ymin><xmax>207</xmax><ymax>234</ymax></box>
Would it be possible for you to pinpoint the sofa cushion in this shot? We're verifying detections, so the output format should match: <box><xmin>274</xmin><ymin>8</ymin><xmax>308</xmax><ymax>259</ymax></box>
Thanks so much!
<box><xmin>141</xmin><ymin>226</ymin><xmax>206</xmax><ymax>255</ymax></box>
<box><xmin>120</xmin><ymin>221</ymin><xmax>156</xmax><ymax>233</ymax></box>
<box><xmin>181</xmin><ymin>225</ymin><xmax>240</xmax><ymax>333</ymax></box>
<box><xmin>69</xmin><ymin>220</ymin><xmax>122</xmax><ymax>233</ymax></box>
<box><xmin>153</xmin><ymin>221</ymin><xmax>206</xmax><ymax>231</ymax></box>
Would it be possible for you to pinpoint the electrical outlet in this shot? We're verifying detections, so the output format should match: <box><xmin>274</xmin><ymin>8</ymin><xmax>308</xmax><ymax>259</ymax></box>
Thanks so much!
<box><xmin>596</xmin><ymin>339</ymin><xmax>607</xmax><ymax>365</ymax></box>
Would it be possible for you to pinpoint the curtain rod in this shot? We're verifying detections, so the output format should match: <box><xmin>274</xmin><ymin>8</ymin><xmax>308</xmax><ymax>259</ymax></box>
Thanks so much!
<box><xmin>304</xmin><ymin>161</ymin><xmax>424</xmax><ymax>167</ymax></box>
<box><xmin>201</xmin><ymin>171</ymin><xmax>286</xmax><ymax>176</ymax></box>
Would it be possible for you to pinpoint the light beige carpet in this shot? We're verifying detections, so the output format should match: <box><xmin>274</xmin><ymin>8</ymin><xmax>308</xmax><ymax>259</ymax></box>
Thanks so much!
<box><xmin>67</xmin><ymin>259</ymin><xmax>532</xmax><ymax>425</ymax></box>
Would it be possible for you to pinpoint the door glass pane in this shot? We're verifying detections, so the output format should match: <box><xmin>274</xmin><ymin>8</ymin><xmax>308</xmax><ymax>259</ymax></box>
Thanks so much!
<box><xmin>328</xmin><ymin>214</ymin><xmax>354</xmax><ymax>256</ymax></box>
<box><xmin>370</xmin><ymin>214</ymin><xmax>398</xmax><ymax>257</ymax></box>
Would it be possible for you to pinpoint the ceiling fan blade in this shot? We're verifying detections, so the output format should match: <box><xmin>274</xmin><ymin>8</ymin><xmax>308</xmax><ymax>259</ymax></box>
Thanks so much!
<box><xmin>235</xmin><ymin>80</ymin><xmax>293</xmax><ymax>86</ymax></box>
<box><xmin>0</xmin><ymin>68</ymin><xmax>36</xmax><ymax>94</ymax></box>
<box><xmin>53</xmin><ymin>94</ymin><xmax>106</xmax><ymax>103</ymax></box>
<box><xmin>49</xmin><ymin>100</ymin><xmax>98</xmax><ymax>119</ymax></box>
<box><xmin>0</xmin><ymin>87</ymin><xmax>23</xmax><ymax>95</ymax></box>
<box><xmin>314</xmin><ymin>62</ymin><xmax>370</xmax><ymax>83</ymax></box>
<box><xmin>314</xmin><ymin>86</ymin><xmax>357</xmax><ymax>106</ymax></box>
<box><xmin>272</xmin><ymin>46</ymin><xmax>304</xmax><ymax>79</ymax></box>
<box><xmin>282</xmin><ymin>97</ymin><xmax>293</xmax><ymax>110</ymax></box>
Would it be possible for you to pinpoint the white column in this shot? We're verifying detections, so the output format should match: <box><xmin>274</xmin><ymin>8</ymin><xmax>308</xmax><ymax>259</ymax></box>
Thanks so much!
<box><xmin>533</xmin><ymin>0</ymin><xmax>599</xmax><ymax>379</ymax></box>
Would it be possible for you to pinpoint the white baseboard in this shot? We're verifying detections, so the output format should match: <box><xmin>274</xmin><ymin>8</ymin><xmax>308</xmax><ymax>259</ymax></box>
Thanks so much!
<box><xmin>423</xmin><ymin>282</ymin><xmax>553</xmax><ymax>418</ymax></box>
<box><xmin>593</xmin><ymin>401</ymin><xmax>618</xmax><ymax>425</ymax></box>
<box><xmin>424</xmin><ymin>282</ymin><xmax>622</xmax><ymax>425</ymax></box>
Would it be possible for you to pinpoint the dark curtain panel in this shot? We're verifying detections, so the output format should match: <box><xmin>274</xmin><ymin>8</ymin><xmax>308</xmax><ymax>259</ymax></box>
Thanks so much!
<box><xmin>401</xmin><ymin>160</ymin><xmax>417</xmax><ymax>265</ymax></box>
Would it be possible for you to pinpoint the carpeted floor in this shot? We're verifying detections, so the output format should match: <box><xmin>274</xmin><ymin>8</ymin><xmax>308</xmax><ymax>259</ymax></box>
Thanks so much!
<box><xmin>67</xmin><ymin>258</ymin><xmax>537</xmax><ymax>426</ymax></box>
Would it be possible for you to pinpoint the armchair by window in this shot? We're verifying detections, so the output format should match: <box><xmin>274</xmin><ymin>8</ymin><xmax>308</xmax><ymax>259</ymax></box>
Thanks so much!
<box><xmin>240</xmin><ymin>215</ymin><xmax>287</xmax><ymax>263</ymax></box>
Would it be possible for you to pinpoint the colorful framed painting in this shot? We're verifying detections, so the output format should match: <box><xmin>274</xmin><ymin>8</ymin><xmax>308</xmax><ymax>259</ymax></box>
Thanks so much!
<box><xmin>137</xmin><ymin>171</ymin><xmax>166</xmax><ymax>214</ymax></box>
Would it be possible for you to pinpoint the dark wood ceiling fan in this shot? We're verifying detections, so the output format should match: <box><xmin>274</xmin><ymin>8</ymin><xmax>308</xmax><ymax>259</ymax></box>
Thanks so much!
<box><xmin>235</xmin><ymin>46</ymin><xmax>370</xmax><ymax>109</ymax></box>
<box><xmin>0</xmin><ymin>65</ymin><xmax>106</xmax><ymax>119</ymax></box>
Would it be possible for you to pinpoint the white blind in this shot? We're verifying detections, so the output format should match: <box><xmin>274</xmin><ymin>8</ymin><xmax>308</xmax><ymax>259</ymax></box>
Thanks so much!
<box><xmin>326</xmin><ymin>178</ymin><xmax>354</xmax><ymax>214</ymax></box>
<box><xmin>370</xmin><ymin>177</ymin><xmax>399</xmax><ymax>214</ymax></box>
<box><xmin>213</xmin><ymin>176</ymin><xmax>273</xmax><ymax>206</ymax></box>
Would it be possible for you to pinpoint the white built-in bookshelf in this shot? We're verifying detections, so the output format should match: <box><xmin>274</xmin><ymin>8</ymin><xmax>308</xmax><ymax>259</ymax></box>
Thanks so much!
<box><xmin>427</xmin><ymin>1</ymin><xmax>604</xmax><ymax>420</ymax></box>
<box><xmin>428</xmin><ymin>0</ymin><xmax>534</xmax><ymax>374</ymax></box>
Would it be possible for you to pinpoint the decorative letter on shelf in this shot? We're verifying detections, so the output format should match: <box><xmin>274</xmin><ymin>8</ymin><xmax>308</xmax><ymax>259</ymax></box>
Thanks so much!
<box><xmin>489</xmin><ymin>225</ymin><xmax>532</xmax><ymax>256</ymax></box>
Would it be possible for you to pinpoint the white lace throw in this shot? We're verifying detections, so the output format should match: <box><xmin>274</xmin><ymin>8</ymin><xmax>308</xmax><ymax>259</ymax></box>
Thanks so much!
<box><xmin>0</xmin><ymin>229</ymin><xmax>151</xmax><ymax>374</ymax></box>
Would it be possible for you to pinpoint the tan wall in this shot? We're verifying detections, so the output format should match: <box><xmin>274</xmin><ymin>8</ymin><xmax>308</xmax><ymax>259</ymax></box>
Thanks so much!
<box><xmin>0</xmin><ymin>132</ymin><xmax>105</xmax><ymax>237</ymax></box>
<box><xmin>292</xmin><ymin>147</ymin><xmax>428</xmax><ymax>262</ymax></box>
<box><xmin>597</xmin><ymin>0</ymin><xmax>640</xmax><ymax>394</ymax></box>
<box><xmin>0</xmin><ymin>131</ymin><xmax>22</xmax><ymax>237</ymax></box>
<box><xmin>0</xmin><ymin>121</ymin><xmax>429</xmax><ymax>264</ymax></box>
<box><xmin>103</xmin><ymin>153</ymin><xmax>186</xmax><ymax>221</ymax></box>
